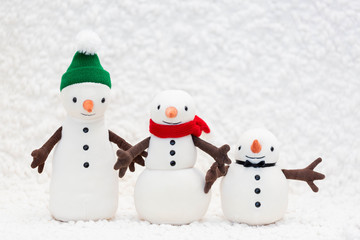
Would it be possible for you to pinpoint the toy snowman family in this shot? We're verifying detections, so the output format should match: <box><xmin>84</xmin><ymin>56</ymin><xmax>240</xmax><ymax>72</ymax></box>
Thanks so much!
<box><xmin>31</xmin><ymin>31</ymin><xmax>325</xmax><ymax>225</ymax></box>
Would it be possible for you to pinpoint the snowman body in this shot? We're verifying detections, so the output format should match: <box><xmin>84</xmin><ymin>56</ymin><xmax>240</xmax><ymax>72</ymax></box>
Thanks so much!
<box><xmin>134</xmin><ymin>90</ymin><xmax>211</xmax><ymax>224</ymax></box>
<box><xmin>50</xmin><ymin>116</ymin><xmax>118</xmax><ymax>221</ymax></box>
<box><xmin>145</xmin><ymin>135</ymin><xmax>196</xmax><ymax>169</ymax></box>
<box><xmin>220</xmin><ymin>128</ymin><xmax>289</xmax><ymax>225</ymax></box>
<box><xmin>135</xmin><ymin>135</ymin><xmax>211</xmax><ymax>224</ymax></box>
<box><xmin>221</xmin><ymin>164</ymin><xmax>288</xmax><ymax>225</ymax></box>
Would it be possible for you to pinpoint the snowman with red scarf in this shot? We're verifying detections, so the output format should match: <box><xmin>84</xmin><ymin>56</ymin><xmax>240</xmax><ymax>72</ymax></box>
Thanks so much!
<box><xmin>115</xmin><ymin>90</ymin><xmax>231</xmax><ymax>224</ymax></box>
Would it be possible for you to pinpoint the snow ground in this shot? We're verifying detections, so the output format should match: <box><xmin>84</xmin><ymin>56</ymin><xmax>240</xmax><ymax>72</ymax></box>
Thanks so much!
<box><xmin>0</xmin><ymin>0</ymin><xmax>359</xmax><ymax>239</ymax></box>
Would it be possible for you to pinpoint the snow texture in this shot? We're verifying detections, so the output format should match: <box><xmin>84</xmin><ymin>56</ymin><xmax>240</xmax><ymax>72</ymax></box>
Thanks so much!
<box><xmin>0</xmin><ymin>0</ymin><xmax>359</xmax><ymax>239</ymax></box>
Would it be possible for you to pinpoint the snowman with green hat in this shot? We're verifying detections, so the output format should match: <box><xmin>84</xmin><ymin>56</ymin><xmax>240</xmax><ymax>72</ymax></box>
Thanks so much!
<box><xmin>31</xmin><ymin>30</ymin><xmax>145</xmax><ymax>221</ymax></box>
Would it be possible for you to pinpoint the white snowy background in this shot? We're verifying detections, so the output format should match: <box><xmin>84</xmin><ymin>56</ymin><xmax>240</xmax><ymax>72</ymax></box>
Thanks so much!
<box><xmin>0</xmin><ymin>0</ymin><xmax>359</xmax><ymax>239</ymax></box>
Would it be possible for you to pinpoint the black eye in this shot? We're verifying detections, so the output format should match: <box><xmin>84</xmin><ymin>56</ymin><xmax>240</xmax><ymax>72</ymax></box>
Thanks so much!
<box><xmin>270</xmin><ymin>146</ymin><xmax>274</xmax><ymax>152</ymax></box>
<box><xmin>101</xmin><ymin>98</ymin><xmax>105</xmax><ymax>103</ymax></box>
<box><xmin>238</xmin><ymin>146</ymin><xmax>241</xmax><ymax>151</ymax></box>
<box><xmin>157</xmin><ymin>105</ymin><xmax>160</xmax><ymax>110</ymax></box>
<box><xmin>72</xmin><ymin>97</ymin><xmax>77</xmax><ymax>103</ymax></box>
<box><xmin>185</xmin><ymin>106</ymin><xmax>188</xmax><ymax>111</ymax></box>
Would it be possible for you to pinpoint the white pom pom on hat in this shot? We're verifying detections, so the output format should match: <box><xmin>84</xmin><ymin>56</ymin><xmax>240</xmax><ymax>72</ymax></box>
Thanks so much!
<box><xmin>76</xmin><ymin>30</ymin><xmax>101</xmax><ymax>55</ymax></box>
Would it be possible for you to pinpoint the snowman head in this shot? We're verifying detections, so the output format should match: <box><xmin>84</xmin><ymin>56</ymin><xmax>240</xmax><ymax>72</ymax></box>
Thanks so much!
<box><xmin>60</xmin><ymin>82</ymin><xmax>111</xmax><ymax>121</ymax></box>
<box><xmin>59</xmin><ymin>31</ymin><xmax>112</xmax><ymax>121</ymax></box>
<box><xmin>235</xmin><ymin>128</ymin><xmax>280</xmax><ymax>164</ymax></box>
<box><xmin>150</xmin><ymin>90</ymin><xmax>196</xmax><ymax>125</ymax></box>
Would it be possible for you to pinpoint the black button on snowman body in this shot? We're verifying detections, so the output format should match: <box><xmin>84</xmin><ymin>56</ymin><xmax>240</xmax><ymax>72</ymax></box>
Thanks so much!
<box><xmin>254</xmin><ymin>174</ymin><xmax>261</xmax><ymax>208</ymax></box>
<box><xmin>255</xmin><ymin>173</ymin><xmax>262</xmax><ymax>206</ymax></box>
<box><xmin>83</xmin><ymin>127</ymin><xmax>90</xmax><ymax>168</ymax></box>
<box><xmin>169</xmin><ymin>140</ymin><xmax>176</xmax><ymax>166</ymax></box>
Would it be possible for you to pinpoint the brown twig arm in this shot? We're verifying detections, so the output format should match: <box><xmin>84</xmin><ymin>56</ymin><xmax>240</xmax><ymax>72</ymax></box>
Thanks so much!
<box><xmin>108</xmin><ymin>130</ymin><xmax>147</xmax><ymax>173</ymax></box>
<box><xmin>204</xmin><ymin>162</ymin><xmax>230</xmax><ymax>193</ymax></box>
<box><xmin>109</xmin><ymin>130</ymin><xmax>133</xmax><ymax>150</ymax></box>
<box><xmin>114</xmin><ymin>137</ymin><xmax>151</xmax><ymax>178</ymax></box>
<box><xmin>192</xmin><ymin>136</ymin><xmax>231</xmax><ymax>165</ymax></box>
<box><xmin>192</xmin><ymin>135</ymin><xmax>231</xmax><ymax>193</ymax></box>
<box><xmin>282</xmin><ymin>157</ymin><xmax>325</xmax><ymax>192</ymax></box>
<box><xmin>31</xmin><ymin>127</ymin><xmax>62</xmax><ymax>174</ymax></box>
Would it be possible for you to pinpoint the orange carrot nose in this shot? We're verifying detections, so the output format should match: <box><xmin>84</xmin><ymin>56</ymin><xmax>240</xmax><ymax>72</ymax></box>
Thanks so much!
<box><xmin>83</xmin><ymin>100</ymin><xmax>94</xmax><ymax>113</ymax></box>
<box><xmin>251</xmin><ymin>139</ymin><xmax>262</xmax><ymax>153</ymax></box>
<box><xmin>165</xmin><ymin>106</ymin><xmax>178</xmax><ymax>118</ymax></box>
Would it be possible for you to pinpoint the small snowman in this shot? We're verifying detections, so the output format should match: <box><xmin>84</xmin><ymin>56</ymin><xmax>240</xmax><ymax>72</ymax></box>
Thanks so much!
<box><xmin>30</xmin><ymin>31</ymin><xmax>144</xmax><ymax>221</ymax></box>
<box><xmin>115</xmin><ymin>90</ymin><xmax>231</xmax><ymax>224</ymax></box>
<box><xmin>210</xmin><ymin>128</ymin><xmax>325</xmax><ymax>225</ymax></box>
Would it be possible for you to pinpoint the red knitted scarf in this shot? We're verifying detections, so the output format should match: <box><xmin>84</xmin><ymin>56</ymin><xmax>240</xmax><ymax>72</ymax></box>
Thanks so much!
<box><xmin>149</xmin><ymin>115</ymin><xmax>210</xmax><ymax>138</ymax></box>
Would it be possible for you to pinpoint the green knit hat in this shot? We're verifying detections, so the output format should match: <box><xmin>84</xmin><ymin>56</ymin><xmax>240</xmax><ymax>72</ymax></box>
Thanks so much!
<box><xmin>60</xmin><ymin>31</ymin><xmax>111</xmax><ymax>91</ymax></box>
